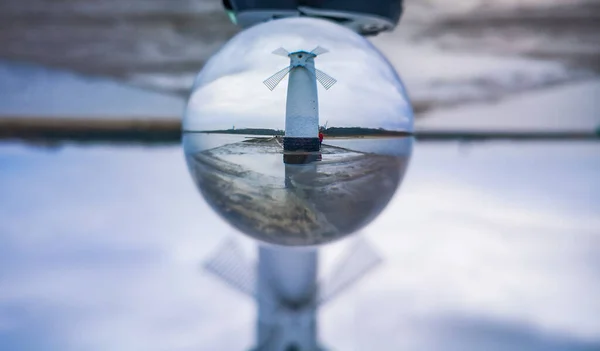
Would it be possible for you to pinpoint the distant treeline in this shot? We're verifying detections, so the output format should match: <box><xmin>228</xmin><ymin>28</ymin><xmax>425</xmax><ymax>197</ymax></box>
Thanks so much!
<box><xmin>324</xmin><ymin>127</ymin><xmax>411</xmax><ymax>137</ymax></box>
<box><xmin>2</xmin><ymin>118</ymin><xmax>597</xmax><ymax>146</ymax></box>
<box><xmin>199</xmin><ymin>127</ymin><xmax>411</xmax><ymax>137</ymax></box>
<box><xmin>201</xmin><ymin>128</ymin><xmax>284</xmax><ymax>136</ymax></box>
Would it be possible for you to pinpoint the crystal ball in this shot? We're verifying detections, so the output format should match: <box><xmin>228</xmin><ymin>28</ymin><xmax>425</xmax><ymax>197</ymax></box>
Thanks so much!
<box><xmin>183</xmin><ymin>17</ymin><xmax>413</xmax><ymax>247</ymax></box>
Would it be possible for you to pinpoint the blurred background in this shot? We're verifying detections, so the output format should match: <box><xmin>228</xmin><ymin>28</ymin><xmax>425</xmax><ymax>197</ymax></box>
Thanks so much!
<box><xmin>1</xmin><ymin>0</ymin><xmax>599</xmax><ymax>350</ymax></box>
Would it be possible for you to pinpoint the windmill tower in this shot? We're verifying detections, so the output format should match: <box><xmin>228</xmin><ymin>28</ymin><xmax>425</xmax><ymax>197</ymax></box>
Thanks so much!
<box><xmin>204</xmin><ymin>238</ymin><xmax>383</xmax><ymax>351</ymax></box>
<box><xmin>264</xmin><ymin>47</ymin><xmax>337</xmax><ymax>153</ymax></box>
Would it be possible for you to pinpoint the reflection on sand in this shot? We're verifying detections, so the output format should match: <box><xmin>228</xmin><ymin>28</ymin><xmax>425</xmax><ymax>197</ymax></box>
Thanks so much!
<box><xmin>185</xmin><ymin>134</ymin><xmax>411</xmax><ymax>246</ymax></box>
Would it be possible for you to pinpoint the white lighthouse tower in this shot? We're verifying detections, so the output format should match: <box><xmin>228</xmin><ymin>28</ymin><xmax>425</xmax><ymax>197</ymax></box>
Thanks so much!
<box><xmin>264</xmin><ymin>47</ymin><xmax>337</xmax><ymax>153</ymax></box>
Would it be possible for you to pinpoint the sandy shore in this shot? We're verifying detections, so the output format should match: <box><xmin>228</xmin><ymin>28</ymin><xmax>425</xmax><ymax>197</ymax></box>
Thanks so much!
<box><xmin>187</xmin><ymin>137</ymin><xmax>406</xmax><ymax>246</ymax></box>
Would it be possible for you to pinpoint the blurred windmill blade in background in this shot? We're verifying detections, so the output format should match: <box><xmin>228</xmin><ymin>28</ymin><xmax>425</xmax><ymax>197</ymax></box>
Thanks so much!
<box><xmin>263</xmin><ymin>65</ymin><xmax>293</xmax><ymax>90</ymax></box>
<box><xmin>315</xmin><ymin>69</ymin><xmax>337</xmax><ymax>90</ymax></box>
<box><xmin>310</xmin><ymin>46</ymin><xmax>329</xmax><ymax>56</ymax></box>
<box><xmin>317</xmin><ymin>237</ymin><xmax>383</xmax><ymax>306</ymax></box>
<box><xmin>203</xmin><ymin>237</ymin><xmax>256</xmax><ymax>298</ymax></box>
<box><xmin>272</xmin><ymin>47</ymin><xmax>291</xmax><ymax>57</ymax></box>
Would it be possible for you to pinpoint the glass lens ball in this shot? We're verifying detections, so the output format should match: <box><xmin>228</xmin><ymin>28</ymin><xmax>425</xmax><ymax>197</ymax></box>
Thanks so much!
<box><xmin>183</xmin><ymin>17</ymin><xmax>413</xmax><ymax>247</ymax></box>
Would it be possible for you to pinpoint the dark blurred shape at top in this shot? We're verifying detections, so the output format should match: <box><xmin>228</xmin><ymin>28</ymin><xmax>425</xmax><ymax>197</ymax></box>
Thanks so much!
<box><xmin>223</xmin><ymin>0</ymin><xmax>403</xmax><ymax>35</ymax></box>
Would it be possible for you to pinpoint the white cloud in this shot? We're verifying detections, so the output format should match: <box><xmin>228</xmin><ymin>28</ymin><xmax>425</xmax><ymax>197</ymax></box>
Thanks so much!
<box><xmin>1</xmin><ymin>133</ymin><xmax>599</xmax><ymax>350</ymax></box>
<box><xmin>0</xmin><ymin>61</ymin><xmax>184</xmax><ymax>118</ymax></box>
<box><xmin>320</xmin><ymin>141</ymin><xmax>600</xmax><ymax>347</ymax></box>
<box><xmin>0</xmin><ymin>145</ymin><xmax>255</xmax><ymax>350</ymax></box>
<box><xmin>416</xmin><ymin>79</ymin><xmax>600</xmax><ymax>131</ymax></box>
<box><xmin>184</xmin><ymin>17</ymin><xmax>413</xmax><ymax>132</ymax></box>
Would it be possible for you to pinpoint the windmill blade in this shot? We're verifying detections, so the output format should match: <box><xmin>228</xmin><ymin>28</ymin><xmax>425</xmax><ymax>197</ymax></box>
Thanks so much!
<box><xmin>272</xmin><ymin>47</ymin><xmax>290</xmax><ymax>57</ymax></box>
<box><xmin>315</xmin><ymin>68</ymin><xmax>337</xmax><ymax>90</ymax></box>
<box><xmin>317</xmin><ymin>238</ymin><xmax>383</xmax><ymax>306</ymax></box>
<box><xmin>203</xmin><ymin>238</ymin><xmax>256</xmax><ymax>299</ymax></box>
<box><xmin>311</xmin><ymin>46</ymin><xmax>329</xmax><ymax>56</ymax></box>
<box><xmin>263</xmin><ymin>66</ymin><xmax>293</xmax><ymax>91</ymax></box>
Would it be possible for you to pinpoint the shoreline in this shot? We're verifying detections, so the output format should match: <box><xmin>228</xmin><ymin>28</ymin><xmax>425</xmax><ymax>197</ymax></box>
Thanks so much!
<box><xmin>0</xmin><ymin>117</ymin><xmax>597</xmax><ymax>145</ymax></box>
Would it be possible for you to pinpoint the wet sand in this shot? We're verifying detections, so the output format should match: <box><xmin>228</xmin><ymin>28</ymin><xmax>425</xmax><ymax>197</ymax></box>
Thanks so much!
<box><xmin>186</xmin><ymin>137</ymin><xmax>407</xmax><ymax>246</ymax></box>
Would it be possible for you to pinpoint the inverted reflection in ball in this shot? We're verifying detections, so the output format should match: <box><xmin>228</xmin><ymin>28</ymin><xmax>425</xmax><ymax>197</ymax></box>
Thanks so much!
<box><xmin>183</xmin><ymin>17</ymin><xmax>413</xmax><ymax>247</ymax></box>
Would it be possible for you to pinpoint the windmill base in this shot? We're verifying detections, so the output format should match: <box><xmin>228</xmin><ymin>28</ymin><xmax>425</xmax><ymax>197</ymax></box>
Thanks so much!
<box><xmin>283</xmin><ymin>153</ymin><xmax>322</xmax><ymax>166</ymax></box>
<box><xmin>283</xmin><ymin>137</ymin><xmax>320</xmax><ymax>152</ymax></box>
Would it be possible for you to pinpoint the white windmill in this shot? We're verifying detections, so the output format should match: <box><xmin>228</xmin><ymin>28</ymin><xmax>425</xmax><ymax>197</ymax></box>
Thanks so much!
<box><xmin>264</xmin><ymin>47</ymin><xmax>337</xmax><ymax>153</ymax></box>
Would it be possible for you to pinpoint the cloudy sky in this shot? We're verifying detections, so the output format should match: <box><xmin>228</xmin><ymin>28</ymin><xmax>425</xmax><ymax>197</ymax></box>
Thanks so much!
<box><xmin>1</xmin><ymin>2</ymin><xmax>599</xmax><ymax>348</ymax></box>
<box><xmin>184</xmin><ymin>17</ymin><xmax>413</xmax><ymax>132</ymax></box>
<box><xmin>0</xmin><ymin>60</ymin><xmax>184</xmax><ymax>118</ymax></box>
<box><xmin>1</xmin><ymin>66</ymin><xmax>599</xmax><ymax>349</ymax></box>
<box><xmin>1</xmin><ymin>137</ymin><xmax>599</xmax><ymax>350</ymax></box>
